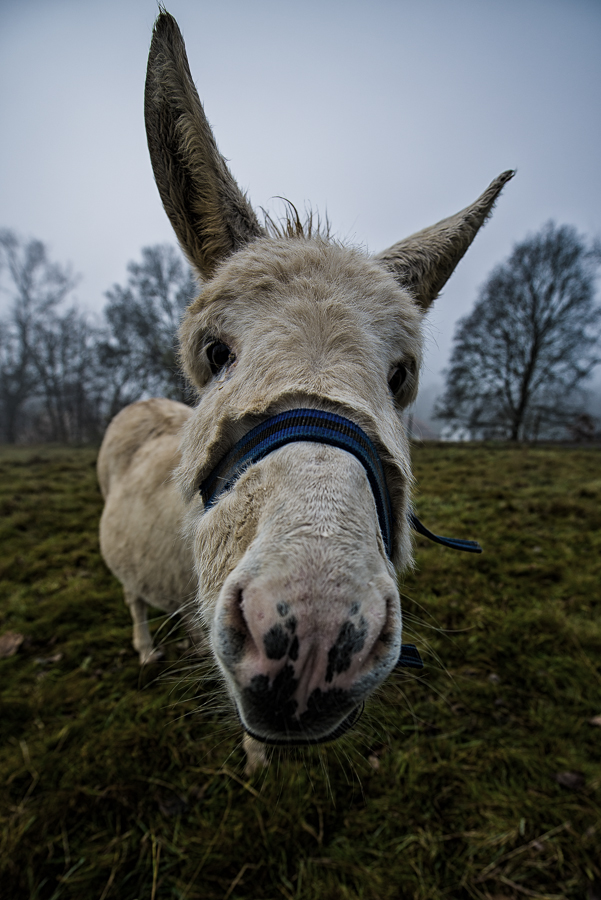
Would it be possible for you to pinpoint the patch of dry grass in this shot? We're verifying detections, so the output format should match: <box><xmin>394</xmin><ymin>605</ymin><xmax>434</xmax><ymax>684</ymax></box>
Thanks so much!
<box><xmin>0</xmin><ymin>443</ymin><xmax>599</xmax><ymax>899</ymax></box>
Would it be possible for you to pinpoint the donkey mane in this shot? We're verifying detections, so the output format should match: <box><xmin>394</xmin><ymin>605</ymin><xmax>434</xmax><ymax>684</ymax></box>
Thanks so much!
<box><xmin>262</xmin><ymin>201</ymin><xmax>332</xmax><ymax>242</ymax></box>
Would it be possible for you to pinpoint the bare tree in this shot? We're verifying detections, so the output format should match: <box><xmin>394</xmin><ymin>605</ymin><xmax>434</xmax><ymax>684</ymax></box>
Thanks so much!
<box><xmin>0</xmin><ymin>235</ymin><xmax>197</xmax><ymax>443</ymax></box>
<box><xmin>0</xmin><ymin>230</ymin><xmax>78</xmax><ymax>442</ymax></box>
<box><xmin>28</xmin><ymin>307</ymin><xmax>106</xmax><ymax>443</ymax></box>
<box><xmin>101</xmin><ymin>244</ymin><xmax>196</xmax><ymax>411</ymax></box>
<box><xmin>435</xmin><ymin>222</ymin><xmax>601</xmax><ymax>441</ymax></box>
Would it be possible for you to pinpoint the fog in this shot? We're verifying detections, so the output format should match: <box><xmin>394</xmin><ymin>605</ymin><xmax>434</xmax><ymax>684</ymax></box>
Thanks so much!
<box><xmin>2</xmin><ymin>0</ymin><xmax>600</xmax><ymax>429</ymax></box>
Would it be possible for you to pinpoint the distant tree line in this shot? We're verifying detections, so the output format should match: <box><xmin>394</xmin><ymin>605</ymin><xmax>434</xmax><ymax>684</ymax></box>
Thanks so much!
<box><xmin>0</xmin><ymin>230</ymin><xmax>196</xmax><ymax>443</ymax></box>
<box><xmin>1</xmin><ymin>221</ymin><xmax>599</xmax><ymax>444</ymax></box>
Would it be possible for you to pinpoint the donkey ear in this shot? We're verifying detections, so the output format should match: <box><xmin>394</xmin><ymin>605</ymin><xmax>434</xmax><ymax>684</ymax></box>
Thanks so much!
<box><xmin>376</xmin><ymin>171</ymin><xmax>514</xmax><ymax>311</ymax></box>
<box><xmin>144</xmin><ymin>12</ymin><xmax>265</xmax><ymax>277</ymax></box>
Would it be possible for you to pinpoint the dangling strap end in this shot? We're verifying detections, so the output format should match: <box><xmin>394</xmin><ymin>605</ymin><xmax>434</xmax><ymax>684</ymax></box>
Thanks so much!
<box><xmin>409</xmin><ymin>512</ymin><xmax>482</xmax><ymax>554</ymax></box>
<box><xmin>395</xmin><ymin>643</ymin><xmax>424</xmax><ymax>670</ymax></box>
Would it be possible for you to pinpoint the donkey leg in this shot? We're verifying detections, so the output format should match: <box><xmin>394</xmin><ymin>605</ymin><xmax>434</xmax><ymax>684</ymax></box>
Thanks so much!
<box><xmin>124</xmin><ymin>590</ymin><xmax>163</xmax><ymax>665</ymax></box>
<box><xmin>242</xmin><ymin>732</ymin><xmax>269</xmax><ymax>776</ymax></box>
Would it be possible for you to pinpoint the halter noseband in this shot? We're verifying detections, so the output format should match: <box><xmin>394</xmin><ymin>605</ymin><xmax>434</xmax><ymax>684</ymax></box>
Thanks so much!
<box><xmin>200</xmin><ymin>407</ymin><xmax>395</xmax><ymax>555</ymax></box>
<box><xmin>199</xmin><ymin>407</ymin><xmax>483</xmax><ymax>672</ymax></box>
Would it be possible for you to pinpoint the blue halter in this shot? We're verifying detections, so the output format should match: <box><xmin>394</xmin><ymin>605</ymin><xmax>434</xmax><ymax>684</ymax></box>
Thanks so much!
<box><xmin>200</xmin><ymin>407</ymin><xmax>395</xmax><ymax>555</ymax></box>
<box><xmin>199</xmin><ymin>407</ymin><xmax>483</xmax><ymax>671</ymax></box>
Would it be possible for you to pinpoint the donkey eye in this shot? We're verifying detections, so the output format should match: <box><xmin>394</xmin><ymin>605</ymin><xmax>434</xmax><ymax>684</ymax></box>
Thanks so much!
<box><xmin>206</xmin><ymin>341</ymin><xmax>234</xmax><ymax>375</ymax></box>
<box><xmin>388</xmin><ymin>364</ymin><xmax>408</xmax><ymax>395</ymax></box>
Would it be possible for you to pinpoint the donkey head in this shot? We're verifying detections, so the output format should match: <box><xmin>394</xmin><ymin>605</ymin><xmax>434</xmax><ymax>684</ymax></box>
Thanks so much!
<box><xmin>144</xmin><ymin>12</ymin><xmax>512</xmax><ymax>745</ymax></box>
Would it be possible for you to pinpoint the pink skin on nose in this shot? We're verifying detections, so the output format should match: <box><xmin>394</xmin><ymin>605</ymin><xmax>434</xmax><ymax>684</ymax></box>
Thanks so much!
<box><xmin>216</xmin><ymin>570</ymin><xmax>393</xmax><ymax>717</ymax></box>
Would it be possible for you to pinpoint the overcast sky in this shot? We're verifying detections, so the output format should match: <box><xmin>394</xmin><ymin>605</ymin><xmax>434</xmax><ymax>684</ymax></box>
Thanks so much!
<box><xmin>1</xmin><ymin>0</ymin><xmax>600</xmax><ymax>410</ymax></box>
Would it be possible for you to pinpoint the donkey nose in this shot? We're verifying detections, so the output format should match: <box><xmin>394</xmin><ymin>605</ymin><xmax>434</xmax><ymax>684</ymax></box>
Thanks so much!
<box><xmin>214</xmin><ymin>573</ymin><xmax>400</xmax><ymax>743</ymax></box>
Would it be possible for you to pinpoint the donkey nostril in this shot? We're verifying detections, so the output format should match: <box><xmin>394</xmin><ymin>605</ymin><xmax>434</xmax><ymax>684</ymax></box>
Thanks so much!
<box><xmin>231</xmin><ymin>588</ymin><xmax>248</xmax><ymax>632</ymax></box>
<box><xmin>217</xmin><ymin>588</ymin><xmax>251</xmax><ymax>668</ymax></box>
<box><xmin>375</xmin><ymin>593</ymin><xmax>400</xmax><ymax>648</ymax></box>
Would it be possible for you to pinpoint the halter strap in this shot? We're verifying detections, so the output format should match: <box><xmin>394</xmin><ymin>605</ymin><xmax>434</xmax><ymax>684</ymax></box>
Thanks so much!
<box><xmin>200</xmin><ymin>407</ymin><xmax>394</xmax><ymax>557</ymax></box>
<box><xmin>199</xmin><ymin>407</ymin><xmax>482</xmax><ymax>559</ymax></box>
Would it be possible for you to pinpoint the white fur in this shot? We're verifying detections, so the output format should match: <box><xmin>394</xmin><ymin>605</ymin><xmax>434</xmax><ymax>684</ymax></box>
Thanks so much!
<box><xmin>97</xmin><ymin>11</ymin><xmax>513</xmax><ymax>771</ymax></box>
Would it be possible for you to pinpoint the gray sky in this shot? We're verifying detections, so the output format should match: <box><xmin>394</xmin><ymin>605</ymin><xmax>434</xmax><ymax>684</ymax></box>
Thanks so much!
<box><xmin>1</xmin><ymin>0</ymin><xmax>600</xmax><ymax>409</ymax></box>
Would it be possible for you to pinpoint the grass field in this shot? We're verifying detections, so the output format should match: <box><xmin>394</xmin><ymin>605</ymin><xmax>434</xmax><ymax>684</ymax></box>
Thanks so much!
<box><xmin>0</xmin><ymin>442</ymin><xmax>599</xmax><ymax>900</ymax></box>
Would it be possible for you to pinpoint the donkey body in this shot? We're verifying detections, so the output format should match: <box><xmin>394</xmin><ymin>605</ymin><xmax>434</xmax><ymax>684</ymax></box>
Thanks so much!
<box><xmin>98</xmin><ymin>397</ymin><xmax>195</xmax><ymax>664</ymax></box>
<box><xmin>98</xmin><ymin>11</ymin><xmax>512</xmax><ymax>758</ymax></box>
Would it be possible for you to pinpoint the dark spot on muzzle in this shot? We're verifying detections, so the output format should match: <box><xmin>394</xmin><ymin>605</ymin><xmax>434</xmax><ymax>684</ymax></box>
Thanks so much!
<box><xmin>263</xmin><ymin>618</ymin><xmax>298</xmax><ymax>660</ymax></box>
<box><xmin>243</xmin><ymin>664</ymin><xmax>299</xmax><ymax>730</ymax></box>
<box><xmin>288</xmin><ymin>634</ymin><xmax>299</xmax><ymax>661</ymax></box>
<box><xmin>325</xmin><ymin>616</ymin><xmax>368</xmax><ymax>683</ymax></box>
<box><xmin>263</xmin><ymin>624</ymin><xmax>290</xmax><ymax>660</ymax></box>
<box><xmin>241</xmin><ymin>665</ymin><xmax>363</xmax><ymax>745</ymax></box>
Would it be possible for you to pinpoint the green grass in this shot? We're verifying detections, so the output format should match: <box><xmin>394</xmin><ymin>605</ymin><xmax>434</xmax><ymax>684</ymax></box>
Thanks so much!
<box><xmin>0</xmin><ymin>442</ymin><xmax>599</xmax><ymax>900</ymax></box>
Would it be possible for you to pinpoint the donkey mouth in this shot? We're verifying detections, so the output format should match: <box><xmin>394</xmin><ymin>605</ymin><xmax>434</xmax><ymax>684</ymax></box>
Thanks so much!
<box><xmin>241</xmin><ymin>702</ymin><xmax>364</xmax><ymax>746</ymax></box>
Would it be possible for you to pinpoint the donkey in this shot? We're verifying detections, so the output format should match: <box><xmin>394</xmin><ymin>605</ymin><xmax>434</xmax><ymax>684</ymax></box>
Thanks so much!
<box><xmin>98</xmin><ymin>10</ymin><xmax>512</xmax><ymax>768</ymax></box>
